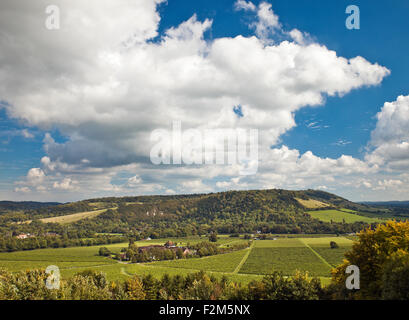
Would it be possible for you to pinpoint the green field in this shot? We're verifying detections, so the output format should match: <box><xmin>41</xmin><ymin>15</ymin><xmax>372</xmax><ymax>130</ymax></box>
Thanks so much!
<box><xmin>0</xmin><ymin>236</ymin><xmax>354</xmax><ymax>285</ymax></box>
<box><xmin>151</xmin><ymin>248</ymin><xmax>249</xmax><ymax>273</ymax></box>
<box><xmin>308</xmin><ymin>209</ymin><xmax>382</xmax><ymax>223</ymax></box>
<box><xmin>239</xmin><ymin>237</ymin><xmax>352</xmax><ymax>278</ymax></box>
<box><xmin>241</xmin><ymin>239</ymin><xmax>328</xmax><ymax>276</ymax></box>
<box><xmin>301</xmin><ymin>236</ymin><xmax>353</xmax><ymax>267</ymax></box>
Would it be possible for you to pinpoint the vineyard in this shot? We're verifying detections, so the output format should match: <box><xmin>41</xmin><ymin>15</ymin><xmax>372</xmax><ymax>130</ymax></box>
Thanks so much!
<box><xmin>0</xmin><ymin>235</ymin><xmax>353</xmax><ymax>285</ymax></box>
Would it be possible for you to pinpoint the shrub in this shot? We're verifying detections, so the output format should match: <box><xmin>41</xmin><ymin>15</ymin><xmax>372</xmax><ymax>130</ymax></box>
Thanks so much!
<box><xmin>330</xmin><ymin>241</ymin><xmax>339</xmax><ymax>249</ymax></box>
<box><xmin>99</xmin><ymin>247</ymin><xmax>111</xmax><ymax>256</ymax></box>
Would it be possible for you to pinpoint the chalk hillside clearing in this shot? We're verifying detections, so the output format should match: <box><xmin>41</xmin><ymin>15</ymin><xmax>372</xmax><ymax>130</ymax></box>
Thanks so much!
<box><xmin>295</xmin><ymin>198</ymin><xmax>330</xmax><ymax>209</ymax></box>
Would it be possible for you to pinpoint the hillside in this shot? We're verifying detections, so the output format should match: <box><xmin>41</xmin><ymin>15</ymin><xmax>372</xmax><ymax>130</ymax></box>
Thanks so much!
<box><xmin>0</xmin><ymin>201</ymin><xmax>61</xmax><ymax>212</ymax></box>
<box><xmin>0</xmin><ymin>189</ymin><xmax>391</xmax><ymax>240</ymax></box>
<box><xmin>361</xmin><ymin>200</ymin><xmax>409</xmax><ymax>208</ymax></box>
<box><xmin>359</xmin><ymin>200</ymin><xmax>409</xmax><ymax>219</ymax></box>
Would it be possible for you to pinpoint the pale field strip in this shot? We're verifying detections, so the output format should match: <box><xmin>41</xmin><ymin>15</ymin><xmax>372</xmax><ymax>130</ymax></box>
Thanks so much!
<box><xmin>18</xmin><ymin>207</ymin><xmax>117</xmax><ymax>225</ymax></box>
<box><xmin>294</xmin><ymin>198</ymin><xmax>330</xmax><ymax>209</ymax></box>
<box><xmin>233</xmin><ymin>241</ymin><xmax>255</xmax><ymax>274</ymax></box>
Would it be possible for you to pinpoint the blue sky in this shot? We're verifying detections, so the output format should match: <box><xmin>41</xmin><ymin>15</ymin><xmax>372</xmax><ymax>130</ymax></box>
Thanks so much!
<box><xmin>1</xmin><ymin>0</ymin><xmax>409</xmax><ymax>202</ymax></box>
<box><xmin>157</xmin><ymin>0</ymin><xmax>409</xmax><ymax>158</ymax></box>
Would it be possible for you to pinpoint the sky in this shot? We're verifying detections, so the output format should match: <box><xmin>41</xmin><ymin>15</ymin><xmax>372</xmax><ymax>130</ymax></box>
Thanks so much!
<box><xmin>0</xmin><ymin>0</ymin><xmax>409</xmax><ymax>202</ymax></box>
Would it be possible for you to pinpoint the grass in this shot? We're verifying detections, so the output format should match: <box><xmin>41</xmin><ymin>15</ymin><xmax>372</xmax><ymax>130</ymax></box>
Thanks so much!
<box><xmin>61</xmin><ymin>263</ymin><xmax>129</xmax><ymax>282</ymax></box>
<box><xmin>301</xmin><ymin>237</ymin><xmax>353</xmax><ymax>267</ymax></box>
<box><xmin>295</xmin><ymin>198</ymin><xmax>330</xmax><ymax>209</ymax></box>
<box><xmin>339</xmin><ymin>208</ymin><xmax>357</xmax><ymax>213</ymax></box>
<box><xmin>123</xmin><ymin>263</ymin><xmax>263</xmax><ymax>285</ymax></box>
<box><xmin>0</xmin><ymin>260</ymin><xmax>114</xmax><ymax>272</ymax></box>
<box><xmin>19</xmin><ymin>208</ymin><xmax>114</xmax><ymax>225</ymax></box>
<box><xmin>254</xmin><ymin>238</ymin><xmax>305</xmax><ymax>248</ymax></box>
<box><xmin>239</xmin><ymin>247</ymin><xmax>331</xmax><ymax>276</ymax></box>
<box><xmin>300</xmin><ymin>237</ymin><xmax>353</xmax><ymax>246</ymax></box>
<box><xmin>310</xmin><ymin>247</ymin><xmax>350</xmax><ymax>267</ymax></box>
<box><xmin>239</xmin><ymin>237</ymin><xmax>353</xmax><ymax>277</ymax></box>
<box><xmin>308</xmin><ymin>209</ymin><xmax>383</xmax><ymax>223</ymax></box>
<box><xmin>0</xmin><ymin>237</ymin><xmax>246</xmax><ymax>282</ymax></box>
<box><xmin>40</xmin><ymin>208</ymin><xmax>110</xmax><ymax>224</ymax></box>
<box><xmin>0</xmin><ymin>242</ymin><xmax>128</xmax><ymax>262</ymax></box>
<box><xmin>151</xmin><ymin>248</ymin><xmax>249</xmax><ymax>273</ymax></box>
<box><xmin>0</xmin><ymin>236</ymin><xmax>353</xmax><ymax>285</ymax></box>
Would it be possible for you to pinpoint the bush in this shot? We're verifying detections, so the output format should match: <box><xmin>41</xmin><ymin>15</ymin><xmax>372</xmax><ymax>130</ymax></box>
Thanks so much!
<box><xmin>209</xmin><ymin>232</ymin><xmax>218</xmax><ymax>242</ymax></box>
<box><xmin>0</xmin><ymin>268</ymin><xmax>326</xmax><ymax>300</ymax></box>
<box><xmin>331</xmin><ymin>220</ymin><xmax>409</xmax><ymax>299</ymax></box>
<box><xmin>99</xmin><ymin>247</ymin><xmax>111</xmax><ymax>256</ymax></box>
<box><xmin>330</xmin><ymin>241</ymin><xmax>339</xmax><ymax>249</ymax></box>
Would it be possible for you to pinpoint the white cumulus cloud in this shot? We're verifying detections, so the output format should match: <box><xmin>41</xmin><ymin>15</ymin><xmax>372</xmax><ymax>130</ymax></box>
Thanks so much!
<box><xmin>0</xmin><ymin>0</ymin><xmax>398</xmax><ymax>201</ymax></box>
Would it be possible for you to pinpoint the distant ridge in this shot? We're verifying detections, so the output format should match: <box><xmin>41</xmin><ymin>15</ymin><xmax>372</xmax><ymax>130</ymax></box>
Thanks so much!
<box><xmin>0</xmin><ymin>201</ymin><xmax>62</xmax><ymax>211</ymax></box>
<box><xmin>360</xmin><ymin>201</ymin><xmax>409</xmax><ymax>207</ymax></box>
<box><xmin>1</xmin><ymin>189</ymin><xmax>398</xmax><ymax>235</ymax></box>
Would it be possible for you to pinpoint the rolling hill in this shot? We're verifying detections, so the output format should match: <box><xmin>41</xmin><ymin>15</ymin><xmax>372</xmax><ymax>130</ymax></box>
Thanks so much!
<box><xmin>0</xmin><ymin>201</ymin><xmax>61</xmax><ymax>212</ymax></box>
<box><xmin>0</xmin><ymin>189</ymin><xmax>395</xmax><ymax>239</ymax></box>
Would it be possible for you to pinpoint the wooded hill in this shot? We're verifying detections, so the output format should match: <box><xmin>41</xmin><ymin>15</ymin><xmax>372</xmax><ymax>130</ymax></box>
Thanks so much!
<box><xmin>0</xmin><ymin>201</ymin><xmax>61</xmax><ymax>212</ymax></box>
<box><xmin>1</xmin><ymin>189</ymin><xmax>393</xmax><ymax>239</ymax></box>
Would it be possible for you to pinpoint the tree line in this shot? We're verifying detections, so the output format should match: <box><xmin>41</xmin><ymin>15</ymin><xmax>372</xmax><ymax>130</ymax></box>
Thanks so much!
<box><xmin>0</xmin><ymin>269</ymin><xmax>325</xmax><ymax>300</ymax></box>
<box><xmin>0</xmin><ymin>235</ymin><xmax>124</xmax><ymax>252</ymax></box>
<box><xmin>122</xmin><ymin>240</ymin><xmax>251</xmax><ymax>263</ymax></box>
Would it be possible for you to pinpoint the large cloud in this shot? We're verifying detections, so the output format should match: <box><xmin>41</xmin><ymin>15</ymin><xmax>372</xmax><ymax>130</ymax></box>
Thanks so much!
<box><xmin>366</xmin><ymin>95</ymin><xmax>409</xmax><ymax>170</ymax></box>
<box><xmin>0</xmin><ymin>0</ymin><xmax>397</xmax><ymax>201</ymax></box>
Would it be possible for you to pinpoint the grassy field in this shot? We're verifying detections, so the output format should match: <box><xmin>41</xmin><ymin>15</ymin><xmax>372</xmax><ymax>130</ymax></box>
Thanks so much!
<box><xmin>151</xmin><ymin>248</ymin><xmax>249</xmax><ymax>273</ymax></box>
<box><xmin>301</xmin><ymin>237</ymin><xmax>353</xmax><ymax>267</ymax></box>
<box><xmin>308</xmin><ymin>209</ymin><xmax>383</xmax><ymax>223</ymax></box>
<box><xmin>0</xmin><ymin>236</ymin><xmax>354</xmax><ymax>285</ymax></box>
<box><xmin>240</xmin><ymin>239</ymin><xmax>330</xmax><ymax>276</ymax></box>
<box><xmin>19</xmin><ymin>208</ymin><xmax>113</xmax><ymax>225</ymax></box>
<box><xmin>40</xmin><ymin>208</ymin><xmax>111</xmax><ymax>224</ymax></box>
<box><xmin>295</xmin><ymin>198</ymin><xmax>329</xmax><ymax>209</ymax></box>
<box><xmin>122</xmin><ymin>263</ymin><xmax>264</xmax><ymax>285</ymax></box>
<box><xmin>0</xmin><ymin>242</ymin><xmax>127</xmax><ymax>280</ymax></box>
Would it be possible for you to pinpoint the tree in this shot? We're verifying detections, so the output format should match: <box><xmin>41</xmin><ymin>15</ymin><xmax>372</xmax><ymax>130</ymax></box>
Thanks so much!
<box><xmin>331</xmin><ymin>220</ymin><xmax>409</xmax><ymax>299</ymax></box>
<box><xmin>240</xmin><ymin>271</ymin><xmax>321</xmax><ymax>300</ymax></box>
<box><xmin>330</xmin><ymin>241</ymin><xmax>339</xmax><ymax>249</ymax></box>
<box><xmin>66</xmin><ymin>270</ymin><xmax>112</xmax><ymax>300</ymax></box>
<box><xmin>381</xmin><ymin>250</ymin><xmax>409</xmax><ymax>300</ymax></box>
<box><xmin>142</xmin><ymin>274</ymin><xmax>158</xmax><ymax>300</ymax></box>
<box><xmin>209</xmin><ymin>232</ymin><xmax>218</xmax><ymax>242</ymax></box>
<box><xmin>125</xmin><ymin>276</ymin><xmax>146</xmax><ymax>300</ymax></box>
<box><xmin>99</xmin><ymin>247</ymin><xmax>111</xmax><ymax>256</ymax></box>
